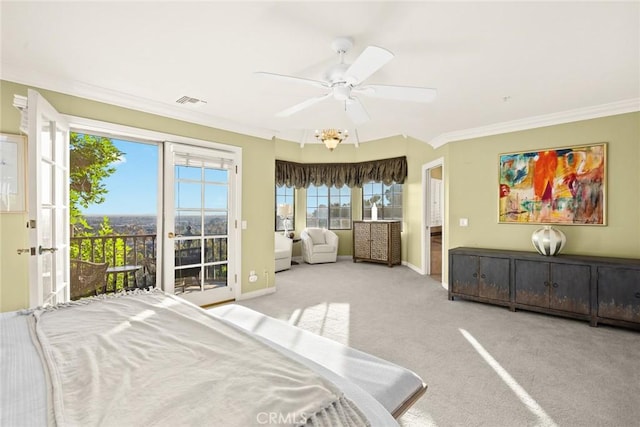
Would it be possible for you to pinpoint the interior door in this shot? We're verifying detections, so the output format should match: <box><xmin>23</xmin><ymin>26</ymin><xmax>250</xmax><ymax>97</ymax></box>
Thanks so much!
<box><xmin>163</xmin><ymin>142</ymin><xmax>237</xmax><ymax>306</ymax></box>
<box><xmin>27</xmin><ymin>89</ymin><xmax>70</xmax><ymax>307</ymax></box>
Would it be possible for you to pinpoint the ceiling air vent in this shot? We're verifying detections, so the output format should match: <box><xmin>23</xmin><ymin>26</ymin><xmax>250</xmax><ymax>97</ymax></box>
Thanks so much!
<box><xmin>175</xmin><ymin>96</ymin><xmax>207</xmax><ymax>105</ymax></box>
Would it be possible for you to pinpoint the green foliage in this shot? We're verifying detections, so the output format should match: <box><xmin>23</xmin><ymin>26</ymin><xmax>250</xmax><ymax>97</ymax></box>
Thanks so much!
<box><xmin>69</xmin><ymin>133</ymin><xmax>123</xmax><ymax>233</ymax></box>
<box><xmin>70</xmin><ymin>216</ymin><xmax>128</xmax><ymax>290</ymax></box>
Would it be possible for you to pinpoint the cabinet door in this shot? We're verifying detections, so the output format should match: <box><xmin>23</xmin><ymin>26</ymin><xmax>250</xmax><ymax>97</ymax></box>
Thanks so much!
<box><xmin>370</xmin><ymin>222</ymin><xmax>389</xmax><ymax>261</ymax></box>
<box><xmin>353</xmin><ymin>223</ymin><xmax>371</xmax><ymax>259</ymax></box>
<box><xmin>478</xmin><ymin>257</ymin><xmax>510</xmax><ymax>301</ymax></box>
<box><xmin>549</xmin><ymin>264</ymin><xmax>590</xmax><ymax>314</ymax></box>
<box><xmin>515</xmin><ymin>260</ymin><xmax>549</xmax><ymax>307</ymax></box>
<box><xmin>451</xmin><ymin>254</ymin><xmax>479</xmax><ymax>296</ymax></box>
<box><xmin>597</xmin><ymin>267</ymin><xmax>640</xmax><ymax>323</ymax></box>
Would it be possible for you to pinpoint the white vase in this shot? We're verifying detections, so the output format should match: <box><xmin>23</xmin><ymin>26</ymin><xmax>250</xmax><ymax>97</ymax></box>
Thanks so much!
<box><xmin>371</xmin><ymin>203</ymin><xmax>378</xmax><ymax>221</ymax></box>
<box><xmin>531</xmin><ymin>225</ymin><xmax>566</xmax><ymax>256</ymax></box>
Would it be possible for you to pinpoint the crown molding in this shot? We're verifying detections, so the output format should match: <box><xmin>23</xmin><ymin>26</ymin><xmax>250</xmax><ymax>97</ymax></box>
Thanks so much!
<box><xmin>428</xmin><ymin>98</ymin><xmax>640</xmax><ymax>148</ymax></box>
<box><xmin>0</xmin><ymin>64</ymin><xmax>276</xmax><ymax>141</ymax></box>
<box><xmin>3</xmin><ymin>64</ymin><xmax>637</xmax><ymax>148</ymax></box>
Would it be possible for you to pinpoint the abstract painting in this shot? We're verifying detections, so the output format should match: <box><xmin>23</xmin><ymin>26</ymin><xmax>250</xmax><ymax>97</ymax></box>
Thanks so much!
<box><xmin>499</xmin><ymin>143</ymin><xmax>606</xmax><ymax>225</ymax></box>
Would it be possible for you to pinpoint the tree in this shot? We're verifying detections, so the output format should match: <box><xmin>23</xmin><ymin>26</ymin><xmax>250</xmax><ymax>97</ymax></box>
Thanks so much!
<box><xmin>69</xmin><ymin>133</ymin><xmax>123</xmax><ymax>234</ymax></box>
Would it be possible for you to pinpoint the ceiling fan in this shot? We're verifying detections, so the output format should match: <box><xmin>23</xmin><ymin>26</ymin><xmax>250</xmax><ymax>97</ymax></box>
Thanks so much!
<box><xmin>255</xmin><ymin>37</ymin><xmax>437</xmax><ymax>125</ymax></box>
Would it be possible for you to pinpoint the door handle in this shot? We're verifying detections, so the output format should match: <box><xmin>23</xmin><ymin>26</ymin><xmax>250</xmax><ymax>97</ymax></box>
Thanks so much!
<box><xmin>38</xmin><ymin>246</ymin><xmax>58</xmax><ymax>255</ymax></box>
<box><xmin>168</xmin><ymin>232</ymin><xmax>175</xmax><ymax>238</ymax></box>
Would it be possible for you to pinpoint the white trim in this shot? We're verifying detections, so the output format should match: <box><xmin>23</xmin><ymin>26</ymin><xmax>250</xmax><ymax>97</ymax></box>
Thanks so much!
<box><xmin>237</xmin><ymin>286</ymin><xmax>277</xmax><ymax>301</ymax></box>
<box><xmin>67</xmin><ymin>115</ymin><xmax>243</xmax><ymax>303</ymax></box>
<box><xmin>6</xmin><ymin>65</ymin><xmax>637</xmax><ymax>149</ymax></box>
<box><xmin>402</xmin><ymin>261</ymin><xmax>422</xmax><ymax>275</ymax></box>
<box><xmin>3</xmin><ymin>65</ymin><xmax>275</xmax><ymax>141</ymax></box>
<box><xmin>429</xmin><ymin>98</ymin><xmax>640</xmax><ymax>148</ymax></box>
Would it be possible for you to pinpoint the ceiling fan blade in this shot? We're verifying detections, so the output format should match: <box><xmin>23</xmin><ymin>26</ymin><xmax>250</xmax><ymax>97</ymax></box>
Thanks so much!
<box><xmin>345</xmin><ymin>97</ymin><xmax>370</xmax><ymax>125</ymax></box>
<box><xmin>344</xmin><ymin>46</ymin><xmax>394</xmax><ymax>85</ymax></box>
<box><xmin>276</xmin><ymin>93</ymin><xmax>332</xmax><ymax>117</ymax></box>
<box><xmin>355</xmin><ymin>84</ymin><xmax>437</xmax><ymax>103</ymax></box>
<box><xmin>254</xmin><ymin>72</ymin><xmax>328</xmax><ymax>89</ymax></box>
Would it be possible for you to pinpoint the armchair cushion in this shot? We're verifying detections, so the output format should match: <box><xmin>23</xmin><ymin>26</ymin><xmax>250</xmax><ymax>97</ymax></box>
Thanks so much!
<box><xmin>301</xmin><ymin>228</ymin><xmax>338</xmax><ymax>264</ymax></box>
<box><xmin>307</xmin><ymin>228</ymin><xmax>326</xmax><ymax>245</ymax></box>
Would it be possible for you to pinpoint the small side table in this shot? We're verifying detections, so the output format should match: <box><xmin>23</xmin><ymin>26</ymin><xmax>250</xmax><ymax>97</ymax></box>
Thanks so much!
<box><xmin>291</xmin><ymin>238</ymin><xmax>301</xmax><ymax>265</ymax></box>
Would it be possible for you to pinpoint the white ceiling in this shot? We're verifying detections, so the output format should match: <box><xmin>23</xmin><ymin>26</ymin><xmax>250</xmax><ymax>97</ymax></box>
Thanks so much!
<box><xmin>1</xmin><ymin>1</ymin><xmax>639</xmax><ymax>147</ymax></box>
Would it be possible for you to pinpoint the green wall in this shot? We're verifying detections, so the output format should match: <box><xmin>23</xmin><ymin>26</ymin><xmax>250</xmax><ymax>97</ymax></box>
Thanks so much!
<box><xmin>0</xmin><ymin>80</ymin><xmax>280</xmax><ymax>310</ymax></box>
<box><xmin>2</xmin><ymin>78</ymin><xmax>637</xmax><ymax>311</ymax></box>
<box><xmin>447</xmin><ymin>112</ymin><xmax>640</xmax><ymax>259</ymax></box>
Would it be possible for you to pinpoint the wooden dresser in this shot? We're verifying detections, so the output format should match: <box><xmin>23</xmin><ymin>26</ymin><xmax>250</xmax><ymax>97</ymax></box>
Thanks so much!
<box><xmin>449</xmin><ymin>247</ymin><xmax>640</xmax><ymax>330</ymax></box>
<box><xmin>353</xmin><ymin>221</ymin><xmax>401</xmax><ymax>267</ymax></box>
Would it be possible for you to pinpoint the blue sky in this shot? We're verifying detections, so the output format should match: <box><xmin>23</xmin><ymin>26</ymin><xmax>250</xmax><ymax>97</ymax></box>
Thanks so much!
<box><xmin>82</xmin><ymin>139</ymin><xmax>158</xmax><ymax>215</ymax></box>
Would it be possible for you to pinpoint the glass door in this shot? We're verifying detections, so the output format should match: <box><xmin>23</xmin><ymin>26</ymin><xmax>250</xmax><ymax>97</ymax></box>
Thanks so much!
<box><xmin>163</xmin><ymin>143</ymin><xmax>236</xmax><ymax>306</ymax></box>
<box><xmin>27</xmin><ymin>89</ymin><xmax>70</xmax><ymax>307</ymax></box>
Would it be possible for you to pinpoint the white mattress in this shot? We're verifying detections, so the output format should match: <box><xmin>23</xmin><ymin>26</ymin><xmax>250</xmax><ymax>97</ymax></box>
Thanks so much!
<box><xmin>1</xmin><ymin>304</ymin><xmax>402</xmax><ymax>426</ymax></box>
<box><xmin>208</xmin><ymin>304</ymin><xmax>425</xmax><ymax>416</ymax></box>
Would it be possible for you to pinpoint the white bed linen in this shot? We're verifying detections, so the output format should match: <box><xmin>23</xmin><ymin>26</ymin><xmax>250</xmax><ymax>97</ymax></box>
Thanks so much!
<box><xmin>209</xmin><ymin>304</ymin><xmax>425</xmax><ymax>416</ymax></box>
<box><xmin>0</xmin><ymin>311</ymin><xmax>48</xmax><ymax>427</ymax></box>
<box><xmin>0</xmin><ymin>296</ymin><xmax>399</xmax><ymax>427</ymax></box>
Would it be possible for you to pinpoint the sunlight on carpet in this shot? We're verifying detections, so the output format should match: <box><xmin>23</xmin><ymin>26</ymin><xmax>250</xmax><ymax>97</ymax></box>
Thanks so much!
<box><xmin>459</xmin><ymin>328</ymin><xmax>558</xmax><ymax>427</ymax></box>
<box><xmin>399</xmin><ymin>406</ymin><xmax>439</xmax><ymax>426</ymax></box>
<box><xmin>287</xmin><ymin>302</ymin><xmax>350</xmax><ymax>346</ymax></box>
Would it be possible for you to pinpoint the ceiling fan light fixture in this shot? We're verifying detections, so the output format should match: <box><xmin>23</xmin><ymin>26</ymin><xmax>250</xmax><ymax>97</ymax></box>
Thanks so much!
<box><xmin>315</xmin><ymin>128</ymin><xmax>348</xmax><ymax>151</ymax></box>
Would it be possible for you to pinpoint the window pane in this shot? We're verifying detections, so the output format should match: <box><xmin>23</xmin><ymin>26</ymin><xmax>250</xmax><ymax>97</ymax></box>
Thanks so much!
<box><xmin>363</xmin><ymin>181</ymin><xmax>402</xmax><ymax>222</ymax></box>
<box><xmin>204</xmin><ymin>184</ymin><xmax>227</xmax><ymax>209</ymax></box>
<box><xmin>176</xmin><ymin>165</ymin><xmax>201</xmax><ymax>181</ymax></box>
<box><xmin>275</xmin><ymin>185</ymin><xmax>295</xmax><ymax>231</ymax></box>
<box><xmin>329</xmin><ymin>185</ymin><xmax>351</xmax><ymax>230</ymax></box>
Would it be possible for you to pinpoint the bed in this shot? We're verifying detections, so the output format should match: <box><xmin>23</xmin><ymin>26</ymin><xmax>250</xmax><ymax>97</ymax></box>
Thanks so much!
<box><xmin>1</xmin><ymin>290</ymin><xmax>426</xmax><ymax>426</ymax></box>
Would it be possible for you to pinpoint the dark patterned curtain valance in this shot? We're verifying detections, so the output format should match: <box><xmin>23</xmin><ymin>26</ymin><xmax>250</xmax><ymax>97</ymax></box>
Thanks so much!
<box><xmin>275</xmin><ymin>156</ymin><xmax>407</xmax><ymax>189</ymax></box>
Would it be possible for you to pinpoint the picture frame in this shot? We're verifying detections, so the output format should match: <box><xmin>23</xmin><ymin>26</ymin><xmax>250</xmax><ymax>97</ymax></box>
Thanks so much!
<box><xmin>0</xmin><ymin>133</ymin><xmax>27</xmax><ymax>213</ymax></box>
<box><xmin>498</xmin><ymin>143</ymin><xmax>606</xmax><ymax>225</ymax></box>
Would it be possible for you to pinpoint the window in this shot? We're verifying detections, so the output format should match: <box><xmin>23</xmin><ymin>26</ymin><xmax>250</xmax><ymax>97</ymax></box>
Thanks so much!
<box><xmin>306</xmin><ymin>185</ymin><xmax>351</xmax><ymax>230</ymax></box>
<box><xmin>275</xmin><ymin>185</ymin><xmax>295</xmax><ymax>231</ymax></box>
<box><xmin>362</xmin><ymin>182</ymin><xmax>403</xmax><ymax>220</ymax></box>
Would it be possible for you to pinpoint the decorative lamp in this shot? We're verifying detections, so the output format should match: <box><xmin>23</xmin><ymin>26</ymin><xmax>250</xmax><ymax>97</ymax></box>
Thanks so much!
<box><xmin>315</xmin><ymin>128</ymin><xmax>348</xmax><ymax>151</ymax></box>
<box><xmin>277</xmin><ymin>203</ymin><xmax>293</xmax><ymax>236</ymax></box>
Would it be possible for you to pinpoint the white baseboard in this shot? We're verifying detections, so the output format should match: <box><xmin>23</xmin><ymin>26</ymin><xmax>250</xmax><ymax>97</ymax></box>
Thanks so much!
<box><xmin>237</xmin><ymin>286</ymin><xmax>276</xmax><ymax>300</ymax></box>
<box><xmin>403</xmin><ymin>261</ymin><xmax>425</xmax><ymax>275</ymax></box>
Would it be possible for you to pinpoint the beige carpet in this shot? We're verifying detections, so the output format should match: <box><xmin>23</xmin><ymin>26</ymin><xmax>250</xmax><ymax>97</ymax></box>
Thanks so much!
<box><xmin>236</xmin><ymin>258</ymin><xmax>640</xmax><ymax>427</ymax></box>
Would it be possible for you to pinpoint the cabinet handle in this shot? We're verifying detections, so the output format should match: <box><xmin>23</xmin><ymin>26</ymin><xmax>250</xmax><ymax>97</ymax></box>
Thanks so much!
<box><xmin>481</xmin><ymin>274</ymin><xmax>486</xmax><ymax>279</ymax></box>
<box><xmin>472</xmin><ymin>273</ymin><xmax>478</xmax><ymax>278</ymax></box>
<box><xmin>544</xmin><ymin>281</ymin><xmax>549</xmax><ymax>287</ymax></box>
<box><xmin>552</xmin><ymin>283</ymin><xmax>559</xmax><ymax>288</ymax></box>
<box><xmin>635</xmin><ymin>292</ymin><xmax>640</xmax><ymax>298</ymax></box>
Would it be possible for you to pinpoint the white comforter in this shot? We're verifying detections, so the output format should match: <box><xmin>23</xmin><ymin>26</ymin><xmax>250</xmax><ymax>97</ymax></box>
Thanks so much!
<box><xmin>26</xmin><ymin>291</ymin><xmax>369</xmax><ymax>427</ymax></box>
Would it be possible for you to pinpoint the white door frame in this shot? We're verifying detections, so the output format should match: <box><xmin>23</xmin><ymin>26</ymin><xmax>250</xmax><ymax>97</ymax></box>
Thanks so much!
<box><xmin>421</xmin><ymin>157</ymin><xmax>445</xmax><ymax>282</ymax></box>
<box><xmin>65</xmin><ymin>116</ymin><xmax>242</xmax><ymax>303</ymax></box>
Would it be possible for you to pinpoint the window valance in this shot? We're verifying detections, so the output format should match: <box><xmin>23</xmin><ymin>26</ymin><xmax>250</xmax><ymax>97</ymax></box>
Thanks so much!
<box><xmin>275</xmin><ymin>156</ymin><xmax>407</xmax><ymax>189</ymax></box>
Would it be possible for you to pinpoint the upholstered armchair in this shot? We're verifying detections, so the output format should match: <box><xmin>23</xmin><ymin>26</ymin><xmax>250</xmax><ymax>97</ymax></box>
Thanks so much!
<box><xmin>300</xmin><ymin>228</ymin><xmax>338</xmax><ymax>264</ymax></box>
<box><xmin>275</xmin><ymin>233</ymin><xmax>293</xmax><ymax>272</ymax></box>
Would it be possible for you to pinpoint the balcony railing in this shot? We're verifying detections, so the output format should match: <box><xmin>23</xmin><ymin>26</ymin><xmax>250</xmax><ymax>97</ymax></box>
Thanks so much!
<box><xmin>70</xmin><ymin>234</ymin><xmax>157</xmax><ymax>298</ymax></box>
<box><xmin>69</xmin><ymin>233</ymin><xmax>228</xmax><ymax>299</ymax></box>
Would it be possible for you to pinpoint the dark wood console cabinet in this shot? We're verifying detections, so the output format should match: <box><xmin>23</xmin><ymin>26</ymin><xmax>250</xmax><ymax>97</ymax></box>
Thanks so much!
<box><xmin>449</xmin><ymin>247</ymin><xmax>640</xmax><ymax>330</ymax></box>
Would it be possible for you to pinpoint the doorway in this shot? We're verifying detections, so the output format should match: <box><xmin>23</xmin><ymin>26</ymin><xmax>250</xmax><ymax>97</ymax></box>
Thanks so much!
<box><xmin>422</xmin><ymin>158</ymin><xmax>444</xmax><ymax>283</ymax></box>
